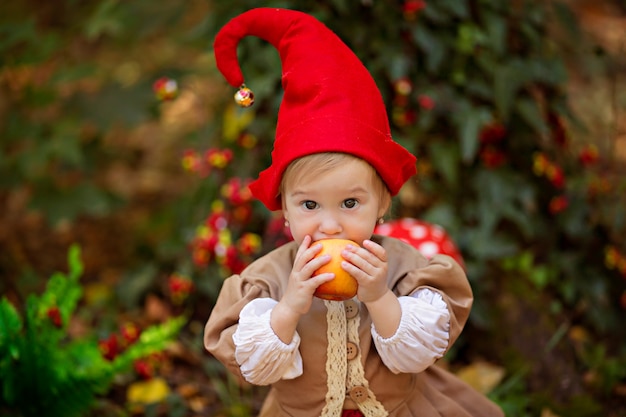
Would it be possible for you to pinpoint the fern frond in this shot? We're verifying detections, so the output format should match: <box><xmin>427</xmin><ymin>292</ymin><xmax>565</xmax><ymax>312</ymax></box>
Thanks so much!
<box><xmin>0</xmin><ymin>245</ymin><xmax>185</xmax><ymax>417</ymax></box>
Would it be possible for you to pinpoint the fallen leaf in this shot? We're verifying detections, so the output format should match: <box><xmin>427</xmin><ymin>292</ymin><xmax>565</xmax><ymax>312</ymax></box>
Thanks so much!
<box><xmin>455</xmin><ymin>361</ymin><xmax>506</xmax><ymax>394</ymax></box>
<box><xmin>540</xmin><ymin>407</ymin><xmax>561</xmax><ymax>417</ymax></box>
<box><xmin>127</xmin><ymin>377</ymin><xmax>171</xmax><ymax>406</ymax></box>
<box><xmin>144</xmin><ymin>294</ymin><xmax>172</xmax><ymax>322</ymax></box>
<box><xmin>177</xmin><ymin>382</ymin><xmax>200</xmax><ymax>399</ymax></box>
<box><xmin>83</xmin><ymin>282</ymin><xmax>113</xmax><ymax>306</ymax></box>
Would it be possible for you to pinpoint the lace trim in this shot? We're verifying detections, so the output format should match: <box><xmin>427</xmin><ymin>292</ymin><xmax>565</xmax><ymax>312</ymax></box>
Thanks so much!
<box><xmin>320</xmin><ymin>300</ymin><xmax>388</xmax><ymax>417</ymax></box>
<box><xmin>320</xmin><ymin>300</ymin><xmax>347</xmax><ymax>417</ymax></box>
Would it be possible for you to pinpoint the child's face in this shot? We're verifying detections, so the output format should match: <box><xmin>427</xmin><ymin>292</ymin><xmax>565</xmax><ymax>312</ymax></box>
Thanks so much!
<box><xmin>282</xmin><ymin>157</ymin><xmax>388</xmax><ymax>246</ymax></box>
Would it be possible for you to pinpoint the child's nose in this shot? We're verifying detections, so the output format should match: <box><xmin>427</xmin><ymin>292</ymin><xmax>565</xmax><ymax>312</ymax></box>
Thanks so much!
<box><xmin>319</xmin><ymin>216</ymin><xmax>342</xmax><ymax>235</ymax></box>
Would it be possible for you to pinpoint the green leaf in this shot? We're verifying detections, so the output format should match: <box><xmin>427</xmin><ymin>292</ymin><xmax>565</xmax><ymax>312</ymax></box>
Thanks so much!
<box><xmin>465</xmin><ymin>228</ymin><xmax>518</xmax><ymax>259</ymax></box>
<box><xmin>439</xmin><ymin>0</ymin><xmax>470</xmax><ymax>19</ymax></box>
<box><xmin>110</xmin><ymin>316</ymin><xmax>186</xmax><ymax>374</ymax></box>
<box><xmin>456</xmin><ymin>24</ymin><xmax>487</xmax><ymax>55</ymax></box>
<box><xmin>68</xmin><ymin>81</ymin><xmax>154</xmax><ymax>130</ymax></box>
<box><xmin>30</xmin><ymin>181</ymin><xmax>119</xmax><ymax>225</ymax></box>
<box><xmin>493</xmin><ymin>62</ymin><xmax>526</xmax><ymax>121</ymax></box>
<box><xmin>552</xmin><ymin>2</ymin><xmax>583</xmax><ymax>43</ymax></box>
<box><xmin>471</xmin><ymin>170</ymin><xmax>537</xmax><ymax>239</ymax></box>
<box><xmin>387</xmin><ymin>51</ymin><xmax>412</xmax><ymax>80</ymax></box>
<box><xmin>454</xmin><ymin>103</ymin><xmax>492</xmax><ymax>162</ymax></box>
<box><xmin>483</xmin><ymin>9</ymin><xmax>508</xmax><ymax>56</ymax></box>
<box><xmin>116</xmin><ymin>263</ymin><xmax>159</xmax><ymax>309</ymax></box>
<box><xmin>0</xmin><ymin>298</ymin><xmax>23</xmax><ymax>345</ymax></box>
<box><xmin>37</xmin><ymin>252</ymin><xmax>83</xmax><ymax>328</ymax></box>
<box><xmin>67</xmin><ymin>244</ymin><xmax>84</xmax><ymax>281</ymax></box>
<box><xmin>516</xmin><ymin>97</ymin><xmax>549</xmax><ymax>135</ymax></box>
<box><xmin>429</xmin><ymin>141</ymin><xmax>460</xmax><ymax>187</ymax></box>
<box><xmin>0</xmin><ymin>20</ymin><xmax>37</xmax><ymax>53</ymax></box>
<box><xmin>48</xmin><ymin>122</ymin><xmax>85</xmax><ymax>168</ymax></box>
<box><xmin>422</xmin><ymin>3</ymin><xmax>452</xmax><ymax>24</ymax></box>
<box><xmin>411</xmin><ymin>26</ymin><xmax>447</xmax><ymax>74</ymax></box>
<box><xmin>50</xmin><ymin>63</ymin><xmax>97</xmax><ymax>83</ymax></box>
<box><xmin>84</xmin><ymin>0</ymin><xmax>125</xmax><ymax>40</ymax></box>
<box><xmin>422</xmin><ymin>203</ymin><xmax>461</xmax><ymax>232</ymax></box>
<box><xmin>529</xmin><ymin>266</ymin><xmax>551</xmax><ymax>289</ymax></box>
<box><xmin>0</xmin><ymin>20</ymin><xmax>60</xmax><ymax>65</ymax></box>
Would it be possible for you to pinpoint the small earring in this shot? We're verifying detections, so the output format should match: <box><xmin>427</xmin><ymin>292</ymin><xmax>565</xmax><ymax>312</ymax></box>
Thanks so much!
<box><xmin>377</xmin><ymin>218</ymin><xmax>384</xmax><ymax>225</ymax></box>
<box><xmin>284</xmin><ymin>220</ymin><xmax>289</xmax><ymax>227</ymax></box>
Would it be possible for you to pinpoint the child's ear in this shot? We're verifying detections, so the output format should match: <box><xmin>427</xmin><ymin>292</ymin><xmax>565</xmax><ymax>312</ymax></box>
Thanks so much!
<box><xmin>378</xmin><ymin>192</ymin><xmax>391</xmax><ymax>219</ymax></box>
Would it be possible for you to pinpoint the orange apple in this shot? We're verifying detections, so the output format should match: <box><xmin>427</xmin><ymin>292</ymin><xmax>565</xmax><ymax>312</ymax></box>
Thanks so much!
<box><xmin>312</xmin><ymin>239</ymin><xmax>359</xmax><ymax>301</ymax></box>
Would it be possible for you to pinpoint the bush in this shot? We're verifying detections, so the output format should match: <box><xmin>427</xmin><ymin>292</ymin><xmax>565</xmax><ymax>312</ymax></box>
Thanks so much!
<box><xmin>0</xmin><ymin>245</ymin><xmax>185</xmax><ymax>417</ymax></box>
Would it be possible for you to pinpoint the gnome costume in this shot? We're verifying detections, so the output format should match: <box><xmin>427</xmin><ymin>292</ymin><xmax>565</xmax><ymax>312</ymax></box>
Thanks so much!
<box><xmin>204</xmin><ymin>8</ymin><xmax>504</xmax><ymax>417</ymax></box>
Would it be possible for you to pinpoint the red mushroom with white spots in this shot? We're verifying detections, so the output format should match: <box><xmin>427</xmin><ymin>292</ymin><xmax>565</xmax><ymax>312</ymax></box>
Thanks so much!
<box><xmin>375</xmin><ymin>218</ymin><xmax>465</xmax><ymax>269</ymax></box>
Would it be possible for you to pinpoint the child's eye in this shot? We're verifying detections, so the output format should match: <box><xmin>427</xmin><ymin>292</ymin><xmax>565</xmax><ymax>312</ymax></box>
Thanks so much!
<box><xmin>342</xmin><ymin>198</ymin><xmax>358</xmax><ymax>209</ymax></box>
<box><xmin>302</xmin><ymin>200</ymin><xmax>318</xmax><ymax>210</ymax></box>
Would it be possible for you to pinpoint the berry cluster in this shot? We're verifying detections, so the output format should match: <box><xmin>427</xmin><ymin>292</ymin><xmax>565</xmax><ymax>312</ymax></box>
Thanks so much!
<box><xmin>181</xmin><ymin>148</ymin><xmax>234</xmax><ymax>177</ymax></box>
<box><xmin>190</xmin><ymin>199</ymin><xmax>262</xmax><ymax>275</ymax></box>
<box><xmin>478</xmin><ymin>122</ymin><xmax>508</xmax><ymax>169</ymax></box>
<box><xmin>98</xmin><ymin>322</ymin><xmax>142</xmax><ymax>361</ymax></box>
<box><xmin>391</xmin><ymin>78</ymin><xmax>434</xmax><ymax>128</ymax></box>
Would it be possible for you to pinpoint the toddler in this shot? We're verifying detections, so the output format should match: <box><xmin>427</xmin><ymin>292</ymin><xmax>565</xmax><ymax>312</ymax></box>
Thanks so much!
<box><xmin>205</xmin><ymin>8</ymin><xmax>504</xmax><ymax>417</ymax></box>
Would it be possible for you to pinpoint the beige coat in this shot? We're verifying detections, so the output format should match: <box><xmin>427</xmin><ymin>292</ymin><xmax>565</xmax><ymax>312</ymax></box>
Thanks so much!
<box><xmin>205</xmin><ymin>236</ymin><xmax>504</xmax><ymax>416</ymax></box>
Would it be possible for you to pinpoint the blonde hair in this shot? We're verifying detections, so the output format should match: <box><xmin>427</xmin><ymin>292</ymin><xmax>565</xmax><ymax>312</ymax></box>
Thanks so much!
<box><xmin>279</xmin><ymin>153</ymin><xmax>391</xmax><ymax>212</ymax></box>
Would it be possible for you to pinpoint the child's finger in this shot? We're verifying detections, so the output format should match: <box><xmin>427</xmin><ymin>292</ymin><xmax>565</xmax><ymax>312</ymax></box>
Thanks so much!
<box><xmin>362</xmin><ymin>239</ymin><xmax>387</xmax><ymax>262</ymax></box>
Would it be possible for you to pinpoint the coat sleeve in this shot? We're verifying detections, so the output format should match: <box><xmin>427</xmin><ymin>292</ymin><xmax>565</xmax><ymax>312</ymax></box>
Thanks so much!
<box><xmin>394</xmin><ymin>253</ymin><xmax>473</xmax><ymax>351</ymax></box>
<box><xmin>204</xmin><ymin>274</ymin><xmax>266</xmax><ymax>382</ymax></box>
<box><xmin>203</xmin><ymin>242</ymin><xmax>296</xmax><ymax>382</ymax></box>
<box><xmin>378</xmin><ymin>236</ymin><xmax>473</xmax><ymax>352</ymax></box>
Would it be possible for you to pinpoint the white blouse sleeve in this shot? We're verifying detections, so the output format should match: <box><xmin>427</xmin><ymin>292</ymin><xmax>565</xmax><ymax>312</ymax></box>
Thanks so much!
<box><xmin>372</xmin><ymin>288</ymin><xmax>450</xmax><ymax>374</ymax></box>
<box><xmin>232</xmin><ymin>298</ymin><xmax>303</xmax><ymax>385</ymax></box>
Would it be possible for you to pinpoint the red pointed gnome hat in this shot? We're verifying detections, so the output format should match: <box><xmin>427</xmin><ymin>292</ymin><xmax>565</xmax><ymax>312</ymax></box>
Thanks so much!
<box><xmin>214</xmin><ymin>8</ymin><xmax>417</xmax><ymax>211</ymax></box>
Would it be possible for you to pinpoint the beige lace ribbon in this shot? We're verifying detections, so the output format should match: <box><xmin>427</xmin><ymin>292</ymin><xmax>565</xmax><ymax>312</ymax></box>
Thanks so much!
<box><xmin>320</xmin><ymin>300</ymin><xmax>388</xmax><ymax>417</ymax></box>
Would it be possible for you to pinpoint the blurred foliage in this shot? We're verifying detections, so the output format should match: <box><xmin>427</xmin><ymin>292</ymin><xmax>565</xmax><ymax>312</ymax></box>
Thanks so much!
<box><xmin>0</xmin><ymin>245</ymin><xmax>185</xmax><ymax>417</ymax></box>
<box><xmin>1</xmin><ymin>0</ymin><xmax>626</xmax><ymax>416</ymax></box>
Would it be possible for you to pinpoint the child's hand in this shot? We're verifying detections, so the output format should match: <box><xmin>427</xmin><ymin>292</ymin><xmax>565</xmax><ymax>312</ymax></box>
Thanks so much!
<box><xmin>341</xmin><ymin>239</ymin><xmax>389</xmax><ymax>303</ymax></box>
<box><xmin>280</xmin><ymin>235</ymin><xmax>335</xmax><ymax>316</ymax></box>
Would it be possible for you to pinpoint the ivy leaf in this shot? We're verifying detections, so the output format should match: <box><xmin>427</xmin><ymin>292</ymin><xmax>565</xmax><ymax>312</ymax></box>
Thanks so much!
<box><xmin>411</xmin><ymin>26</ymin><xmax>447</xmax><ymax>74</ymax></box>
<box><xmin>422</xmin><ymin>3</ymin><xmax>452</xmax><ymax>24</ymax></box>
<box><xmin>529</xmin><ymin>265</ymin><xmax>551</xmax><ymax>289</ymax></box>
<box><xmin>516</xmin><ymin>97</ymin><xmax>549</xmax><ymax>135</ymax></box>
<box><xmin>29</xmin><ymin>181</ymin><xmax>118</xmax><ymax>225</ymax></box>
<box><xmin>84</xmin><ymin>0</ymin><xmax>125</xmax><ymax>40</ymax></box>
<box><xmin>454</xmin><ymin>103</ymin><xmax>492</xmax><ymax>163</ymax></box>
<box><xmin>552</xmin><ymin>2</ymin><xmax>583</xmax><ymax>43</ymax></box>
<box><xmin>483</xmin><ymin>9</ymin><xmax>508</xmax><ymax>56</ymax></box>
<box><xmin>465</xmin><ymin>228</ymin><xmax>518</xmax><ymax>259</ymax></box>
<box><xmin>439</xmin><ymin>0</ymin><xmax>470</xmax><ymax>19</ymax></box>
<box><xmin>0</xmin><ymin>20</ymin><xmax>60</xmax><ymax>65</ymax></box>
<box><xmin>494</xmin><ymin>62</ymin><xmax>526</xmax><ymax>122</ymax></box>
<box><xmin>429</xmin><ymin>141</ymin><xmax>460</xmax><ymax>188</ymax></box>
<box><xmin>387</xmin><ymin>51</ymin><xmax>412</xmax><ymax>80</ymax></box>
<box><xmin>68</xmin><ymin>81</ymin><xmax>154</xmax><ymax>130</ymax></box>
<box><xmin>422</xmin><ymin>202</ymin><xmax>461</xmax><ymax>232</ymax></box>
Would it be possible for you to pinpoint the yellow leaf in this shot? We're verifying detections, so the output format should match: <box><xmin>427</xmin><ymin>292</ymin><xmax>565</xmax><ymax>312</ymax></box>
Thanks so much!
<box><xmin>455</xmin><ymin>361</ymin><xmax>506</xmax><ymax>394</ymax></box>
<box><xmin>83</xmin><ymin>282</ymin><xmax>113</xmax><ymax>306</ymax></box>
<box><xmin>568</xmin><ymin>325</ymin><xmax>590</xmax><ymax>343</ymax></box>
<box><xmin>127</xmin><ymin>377</ymin><xmax>170</xmax><ymax>406</ymax></box>
<box><xmin>223</xmin><ymin>104</ymin><xmax>255</xmax><ymax>141</ymax></box>
<box><xmin>540</xmin><ymin>407</ymin><xmax>561</xmax><ymax>417</ymax></box>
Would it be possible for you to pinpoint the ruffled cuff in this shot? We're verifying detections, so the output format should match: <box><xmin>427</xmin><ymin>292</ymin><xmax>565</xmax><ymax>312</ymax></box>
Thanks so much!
<box><xmin>233</xmin><ymin>298</ymin><xmax>303</xmax><ymax>385</ymax></box>
<box><xmin>372</xmin><ymin>288</ymin><xmax>450</xmax><ymax>374</ymax></box>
